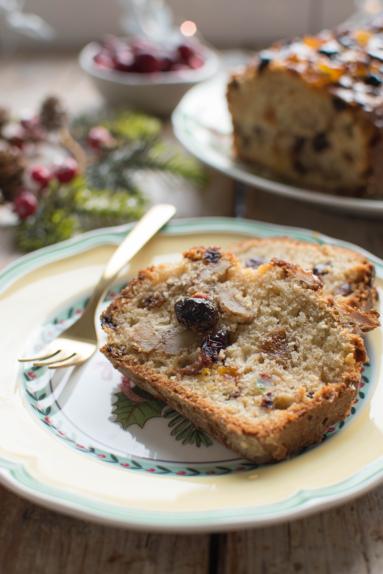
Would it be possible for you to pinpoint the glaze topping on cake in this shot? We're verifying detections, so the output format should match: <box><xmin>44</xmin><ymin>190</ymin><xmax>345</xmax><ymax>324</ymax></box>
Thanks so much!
<box><xmin>244</xmin><ymin>22</ymin><xmax>383</xmax><ymax>115</ymax></box>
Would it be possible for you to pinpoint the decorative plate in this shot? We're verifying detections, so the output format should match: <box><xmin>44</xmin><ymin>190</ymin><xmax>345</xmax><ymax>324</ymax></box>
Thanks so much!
<box><xmin>172</xmin><ymin>77</ymin><xmax>383</xmax><ymax>217</ymax></box>
<box><xmin>0</xmin><ymin>217</ymin><xmax>383</xmax><ymax>532</ymax></box>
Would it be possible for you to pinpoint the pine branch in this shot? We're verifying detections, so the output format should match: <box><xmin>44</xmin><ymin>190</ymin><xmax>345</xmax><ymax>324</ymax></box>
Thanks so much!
<box><xmin>74</xmin><ymin>187</ymin><xmax>146</xmax><ymax>229</ymax></box>
<box><xmin>103</xmin><ymin>112</ymin><xmax>161</xmax><ymax>140</ymax></box>
<box><xmin>86</xmin><ymin>140</ymin><xmax>155</xmax><ymax>190</ymax></box>
<box><xmin>71</xmin><ymin>110</ymin><xmax>161</xmax><ymax>143</ymax></box>
<box><xmin>17</xmin><ymin>209</ymin><xmax>76</xmax><ymax>251</ymax></box>
<box><xmin>144</xmin><ymin>150</ymin><xmax>208</xmax><ymax>186</ymax></box>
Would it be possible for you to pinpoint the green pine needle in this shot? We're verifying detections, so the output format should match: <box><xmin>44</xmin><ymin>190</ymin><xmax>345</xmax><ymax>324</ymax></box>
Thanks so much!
<box><xmin>146</xmin><ymin>150</ymin><xmax>208</xmax><ymax>186</ymax></box>
<box><xmin>74</xmin><ymin>187</ymin><xmax>146</xmax><ymax>229</ymax></box>
<box><xmin>103</xmin><ymin>112</ymin><xmax>161</xmax><ymax>140</ymax></box>
<box><xmin>16</xmin><ymin>209</ymin><xmax>76</xmax><ymax>252</ymax></box>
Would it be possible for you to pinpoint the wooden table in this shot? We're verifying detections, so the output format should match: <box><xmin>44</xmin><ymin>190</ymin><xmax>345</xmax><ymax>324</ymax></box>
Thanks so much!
<box><xmin>1</xmin><ymin>53</ymin><xmax>383</xmax><ymax>574</ymax></box>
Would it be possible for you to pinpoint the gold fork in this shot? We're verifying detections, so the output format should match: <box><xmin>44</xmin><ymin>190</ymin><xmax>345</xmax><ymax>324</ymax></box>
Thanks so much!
<box><xmin>18</xmin><ymin>203</ymin><xmax>176</xmax><ymax>369</ymax></box>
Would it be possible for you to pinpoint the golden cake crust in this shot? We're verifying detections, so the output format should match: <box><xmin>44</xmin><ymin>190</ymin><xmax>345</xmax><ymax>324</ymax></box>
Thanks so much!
<box><xmin>227</xmin><ymin>18</ymin><xmax>383</xmax><ymax>196</ymax></box>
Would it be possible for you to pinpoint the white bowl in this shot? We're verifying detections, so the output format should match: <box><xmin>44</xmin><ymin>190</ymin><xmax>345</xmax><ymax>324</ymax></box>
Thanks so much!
<box><xmin>79</xmin><ymin>42</ymin><xmax>220</xmax><ymax>116</ymax></box>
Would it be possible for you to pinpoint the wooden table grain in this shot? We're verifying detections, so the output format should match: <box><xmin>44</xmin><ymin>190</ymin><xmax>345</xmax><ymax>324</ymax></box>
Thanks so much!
<box><xmin>1</xmin><ymin>53</ymin><xmax>383</xmax><ymax>574</ymax></box>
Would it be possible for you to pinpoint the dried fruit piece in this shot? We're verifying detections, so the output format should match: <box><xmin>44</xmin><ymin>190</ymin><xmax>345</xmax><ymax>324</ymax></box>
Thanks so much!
<box><xmin>304</xmin><ymin>36</ymin><xmax>324</xmax><ymax>50</ymax></box>
<box><xmin>201</xmin><ymin>328</ymin><xmax>230</xmax><ymax>362</ymax></box>
<box><xmin>256</xmin><ymin>372</ymin><xmax>273</xmax><ymax>392</ymax></box>
<box><xmin>174</xmin><ymin>296</ymin><xmax>219</xmax><ymax>332</ymax></box>
<box><xmin>354</xmin><ymin>29</ymin><xmax>372</xmax><ymax>46</ymax></box>
<box><xmin>258</xmin><ymin>53</ymin><xmax>272</xmax><ymax>72</ymax></box>
<box><xmin>316</xmin><ymin>60</ymin><xmax>343</xmax><ymax>82</ymax></box>
<box><xmin>245</xmin><ymin>257</ymin><xmax>266</xmax><ymax>269</ymax></box>
<box><xmin>203</xmin><ymin>247</ymin><xmax>222</xmax><ymax>264</ymax></box>
<box><xmin>365</xmin><ymin>73</ymin><xmax>382</xmax><ymax>87</ymax></box>
<box><xmin>100</xmin><ymin>314</ymin><xmax>117</xmax><ymax>329</ymax></box>
<box><xmin>318</xmin><ymin>42</ymin><xmax>340</xmax><ymax>58</ymax></box>
<box><xmin>261</xmin><ymin>392</ymin><xmax>274</xmax><ymax>409</ymax></box>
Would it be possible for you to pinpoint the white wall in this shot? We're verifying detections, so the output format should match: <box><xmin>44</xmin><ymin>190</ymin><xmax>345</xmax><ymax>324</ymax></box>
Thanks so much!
<box><xmin>5</xmin><ymin>0</ymin><xmax>355</xmax><ymax>51</ymax></box>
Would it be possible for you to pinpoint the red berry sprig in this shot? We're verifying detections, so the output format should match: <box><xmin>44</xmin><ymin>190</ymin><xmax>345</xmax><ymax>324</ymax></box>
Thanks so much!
<box><xmin>30</xmin><ymin>165</ymin><xmax>52</xmax><ymax>188</ymax></box>
<box><xmin>13</xmin><ymin>158</ymin><xmax>80</xmax><ymax>222</ymax></box>
<box><xmin>13</xmin><ymin>190</ymin><xmax>38</xmax><ymax>220</ymax></box>
<box><xmin>54</xmin><ymin>158</ymin><xmax>79</xmax><ymax>183</ymax></box>
<box><xmin>87</xmin><ymin>126</ymin><xmax>115</xmax><ymax>151</ymax></box>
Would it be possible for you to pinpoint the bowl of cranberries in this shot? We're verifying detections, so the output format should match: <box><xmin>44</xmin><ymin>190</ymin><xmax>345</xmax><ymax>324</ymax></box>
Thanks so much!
<box><xmin>79</xmin><ymin>36</ymin><xmax>220</xmax><ymax>115</ymax></box>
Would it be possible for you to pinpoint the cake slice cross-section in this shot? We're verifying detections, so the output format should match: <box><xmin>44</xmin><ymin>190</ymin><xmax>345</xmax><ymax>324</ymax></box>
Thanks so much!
<box><xmin>233</xmin><ymin>236</ymin><xmax>379</xmax><ymax>323</ymax></box>
<box><xmin>101</xmin><ymin>247</ymin><xmax>366</xmax><ymax>463</ymax></box>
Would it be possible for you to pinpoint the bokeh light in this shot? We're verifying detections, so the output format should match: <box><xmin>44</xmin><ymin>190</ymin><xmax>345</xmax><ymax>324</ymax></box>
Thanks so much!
<box><xmin>180</xmin><ymin>20</ymin><xmax>197</xmax><ymax>37</ymax></box>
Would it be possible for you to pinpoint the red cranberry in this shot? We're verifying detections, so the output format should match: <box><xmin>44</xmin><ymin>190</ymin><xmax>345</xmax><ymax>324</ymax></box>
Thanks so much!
<box><xmin>113</xmin><ymin>49</ymin><xmax>134</xmax><ymax>71</ymax></box>
<box><xmin>177</xmin><ymin>44</ymin><xmax>196</xmax><ymax>64</ymax></box>
<box><xmin>160</xmin><ymin>57</ymin><xmax>173</xmax><ymax>72</ymax></box>
<box><xmin>87</xmin><ymin>126</ymin><xmax>114</xmax><ymax>150</ymax></box>
<box><xmin>30</xmin><ymin>165</ymin><xmax>52</xmax><ymax>188</ymax></box>
<box><xmin>133</xmin><ymin>53</ymin><xmax>162</xmax><ymax>73</ymax></box>
<box><xmin>188</xmin><ymin>55</ymin><xmax>204</xmax><ymax>69</ymax></box>
<box><xmin>94</xmin><ymin>51</ymin><xmax>114</xmax><ymax>69</ymax></box>
<box><xmin>54</xmin><ymin>158</ymin><xmax>78</xmax><ymax>183</ymax></box>
<box><xmin>13</xmin><ymin>190</ymin><xmax>38</xmax><ymax>219</ymax></box>
<box><xmin>130</xmin><ymin>38</ymin><xmax>154</xmax><ymax>55</ymax></box>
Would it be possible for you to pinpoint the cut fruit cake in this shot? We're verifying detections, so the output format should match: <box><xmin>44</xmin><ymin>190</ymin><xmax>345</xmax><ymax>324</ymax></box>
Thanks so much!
<box><xmin>101</xmin><ymin>246</ymin><xmax>367</xmax><ymax>463</ymax></box>
<box><xmin>233</xmin><ymin>236</ymin><xmax>379</xmax><ymax>322</ymax></box>
<box><xmin>227</xmin><ymin>18</ymin><xmax>383</xmax><ymax>196</ymax></box>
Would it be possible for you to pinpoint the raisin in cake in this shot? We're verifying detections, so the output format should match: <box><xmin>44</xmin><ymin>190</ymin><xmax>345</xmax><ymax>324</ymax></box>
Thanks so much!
<box><xmin>101</xmin><ymin>246</ymin><xmax>366</xmax><ymax>463</ymax></box>
<box><xmin>227</xmin><ymin>19</ymin><xmax>383</xmax><ymax>196</ymax></box>
<box><xmin>233</xmin><ymin>237</ymin><xmax>378</xmax><ymax>323</ymax></box>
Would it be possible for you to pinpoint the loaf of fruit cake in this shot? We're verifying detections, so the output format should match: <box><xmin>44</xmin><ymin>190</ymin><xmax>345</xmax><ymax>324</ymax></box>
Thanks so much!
<box><xmin>101</xmin><ymin>246</ymin><xmax>367</xmax><ymax>463</ymax></box>
<box><xmin>227</xmin><ymin>18</ymin><xmax>383</xmax><ymax>196</ymax></box>
<box><xmin>233</xmin><ymin>236</ymin><xmax>379</xmax><ymax>323</ymax></box>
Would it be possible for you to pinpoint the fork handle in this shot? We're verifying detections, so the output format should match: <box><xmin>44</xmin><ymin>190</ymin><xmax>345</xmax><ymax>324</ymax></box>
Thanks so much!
<box><xmin>78</xmin><ymin>204</ymin><xmax>176</xmax><ymax>327</ymax></box>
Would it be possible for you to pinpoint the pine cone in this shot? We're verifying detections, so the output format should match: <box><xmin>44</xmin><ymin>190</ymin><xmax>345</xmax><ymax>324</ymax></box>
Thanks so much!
<box><xmin>0</xmin><ymin>106</ymin><xmax>9</xmax><ymax>133</ymax></box>
<box><xmin>39</xmin><ymin>96</ymin><xmax>67</xmax><ymax>131</ymax></box>
<box><xmin>0</xmin><ymin>141</ymin><xmax>25</xmax><ymax>201</ymax></box>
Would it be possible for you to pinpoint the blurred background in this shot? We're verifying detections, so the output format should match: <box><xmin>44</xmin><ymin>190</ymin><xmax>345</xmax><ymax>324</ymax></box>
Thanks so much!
<box><xmin>1</xmin><ymin>0</ymin><xmax>356</xmax><ymax>52</ymax></box>
<box><xmin>0</xmin><ymin>0</ymin><xmax>380</xmax><ymax>254</ymax></box>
